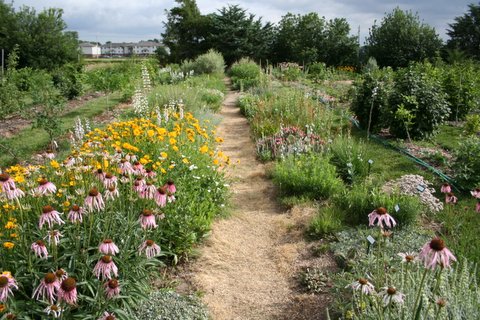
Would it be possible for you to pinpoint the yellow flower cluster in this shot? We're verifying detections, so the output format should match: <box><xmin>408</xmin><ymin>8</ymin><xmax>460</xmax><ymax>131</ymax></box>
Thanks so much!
<box><xmin>337</xmin><ymin>65</ymin><xmax>356</xmax><ymax>73</ymax></box>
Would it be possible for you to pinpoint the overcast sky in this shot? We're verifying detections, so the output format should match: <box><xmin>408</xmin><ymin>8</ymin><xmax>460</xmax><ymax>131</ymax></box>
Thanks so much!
<box><xmin>10</xmin><ymin>0</ymin><xmax>474</xmax><ymax>44</ymax></box>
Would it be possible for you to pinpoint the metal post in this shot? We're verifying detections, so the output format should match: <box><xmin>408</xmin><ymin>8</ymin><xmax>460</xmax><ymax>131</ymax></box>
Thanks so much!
<box><xmin>1</xmin><ymin>49</ymin><xmax>4</xmax><ymax>79</ymax></box>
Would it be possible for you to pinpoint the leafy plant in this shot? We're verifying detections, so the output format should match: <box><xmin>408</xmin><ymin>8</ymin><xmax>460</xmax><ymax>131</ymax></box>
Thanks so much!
<box><xmin>327</xmin><ymin>135</ymin><xmax>369</xmax><ymax>184</ymax></box>
<box><xmin>464</xmin><ymin>114</ymin><xmax>480</xmax><ymax>136</ymax></box>
<box><xmin>307</xmin><ymin>206</ymin><xmax>344</xmax><ymax>239</ymax></box>
<box><xmin>453</xmin><ymin>135</ymin><xmax>480</xmax><ymax>189</ymax></box>
<box><xmin>190</xmin><ymin>49</ymin><xmax>225</xmax><ymax>75</ymax></box>
<box><xmin>229</xmin><ymin>58</ymin><xmax>262</xmax><ymax>90</ymax></box>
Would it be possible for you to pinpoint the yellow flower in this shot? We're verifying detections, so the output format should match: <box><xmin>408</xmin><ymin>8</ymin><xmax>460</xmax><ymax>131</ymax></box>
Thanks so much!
<box><xmin>9</xmin><ymin>233</ymin><xmax>18</xmax><ymax>239</ymax></box>
<box><xmin>160</xmin><ymin>168</ymin><xmax>167</xmax><ymax>174</ymax></box>
<box><xmin>13</xmin><ymin>175</ymin><xmax>25</xmax><ymax>183</ymax></box>
<box><xmin>4</xmin><ymin>221</ymin><xmax>16</xmax><ymax>230</ymax></box>
<box><xmin>50</xmin><ymin>160</ymin><xmax>60</xmax><ymax>169</ymax></box>
<box><xmin>200</xmin><ymin>145</ymin><xmax>209</xmax><ymax>154</ymax></box>
<box><xmin>147</xmin><ymin>129</ymin><xmax>155</xmax><ymax>137</ymax></box>
<box><xmin>160</xmin><ymin>152</ymin><xmax>168</xmax><ymax>159</ymax></box>
<box><xmin>3</xmin><ymin>242</ymin><xmax>14</xmax><ymax>250</ymax></box>
<box><xmin>63</xmin><ymin>201</ymin><xmax>71</xmax><ymax>208</ymax></box>
<box><xmin>215</xmin><ymin>137</ymin><xmax>224</xmax><ymax>143</ymax></box>
<box><xmin>169</xmin><ymin>138</ymin><xmax>177</xmax><ymax>145</ymax></box>
<box><xmin>0</xmin><ymin>303</ymin><xmax>5</xmax><ymax>312</ymax></box>
<box><xmin>182</xmin><ymin>158</ymin><xmax>190</xmax><ymax>164</ymax></box>
<box><xmin>213</xmin><ymin>159</ymin><xmax>220</xmax><ymax>165</ymax></box>
<box><xmin>172</xmin><ymin>145</ymin><xmax>179</xmax><ymax>152</ymax></box>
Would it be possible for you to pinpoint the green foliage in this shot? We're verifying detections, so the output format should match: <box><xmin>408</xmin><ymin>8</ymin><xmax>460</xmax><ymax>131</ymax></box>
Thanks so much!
<box><xmin>442</xmin><ymin>61</ymin><xmax>480</xmax><ymax>121</ymax></box>
<box><xmin>307</xmin><ymin>206</ymin><xmax>344</xmax><ymax>239</ymax></box>
<box><xmin>447</xmin><ymin>3</ymin><xmax>480</xmax><ymax>60</ymax></box>
<box><xmin>453</xmin><ymin>135</ymin><xmax>480</xmax><ymax>189</ymax></box>
<box><xmin>272</xmin><ymin>153</ymin><xmax>345</xmax><ymax>200</ymax></box>
<box><xmin>332</xmin><ymin>182</ymin><xmax>422</xmax><ymax>227</ymax></box>
<box><xmin>275</xmin><ymin>62</ymin><xmax>303</xmax><ymax>81</ymax></box>
<box><xmin>328</xmin><ymin>135</ymin><xmax>369</xmax><ymax>184</ymax></box>
<box><xmin>464</xmin><ymin>114</ymin><xmax>480</xmax><ymax>136</ymax></box>
<box><xmin>307</xmin><ymin>62</ymin><xmax>329</xmax><ymax>82</ymax></box>
<box><xmin>190</xmin><ymin>49</ymin><xmax>225</xmax><ymax>75</ymax></box>
<box><xmin>366</xmin><ymin>8</ymin><xmax>442</xmax><ymax>68</ymax></box>
<box><xmin>51</xmin><ymin>63</ymin><xmax>84</xmax><ymax>99</ymax></box>
<box><xmin>134</xmin><ymin>290</ymin><xmax>209</xmax><ymax>320</ymax></box>
<box><xmin>229</xmin><ymin>58</ymin><xmax>262</xmax><ymax>90</ymax></box>
<box><xmin>389</xmin><ymin>62</ymin><xmax>449</xmax><ymax>139</ymax></box>
<box><xmin>351</xmin><ymin>68</ymin><xmax>394</xmax><ymax>133</ymax></box>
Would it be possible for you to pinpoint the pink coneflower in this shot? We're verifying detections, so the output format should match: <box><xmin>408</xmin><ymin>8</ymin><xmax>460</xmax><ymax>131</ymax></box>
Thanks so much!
<box><xmin>138</xmin><ymin>239</ymin><xmax>162</xmax><ymax>258</ymax></box>
<box><xmin>104</xmin><ymin>186</ymin><xmax>119</xmax><ymax>201</ymax></box>
<box><xmin>58</xmin><ymin>277</ymin><xmax>77</xmax><ymax>305</ymax></box>
<box><xmin>440</xmin><ymin>183</ymin><xmax>451</xmax><ymax>193</ymax></box>
<box><xmin>445</xmin><ymin>192</ymin><xmax>458</xmax><ymax>204</ymax></box>
<box><xmin>119</xmin><ymin>159</ymin><xmax>134</xmax><ymax>175</ymax></box>
<box><xmin>398</xmin><ymin>252</ymin><xmax>417</xmax><ymax>264</ymax></box>
<box><xmin>39</xmin><ymin>205</ymin><xmax>65</xmax><ymax>229</ymax></box>
<box><xmin>84</xmin><ymin>188</ymin><xmax>105</xmax><ymax>211</ymax></box>
<box><xmin>346</xmin><ymin>278</ymin><xmax>375</xmax><ymax>295</ymax></box>
<box><xmin>139</xmin><ymin>209</ymin><xmax>157</xmax><ymax>229</ymax></box>
<box><xmin>36</xmin><ymin>178</ymin><xmax>57</xmax><ymax>195</ymax></box>
<box><xmin>99</xmin><ymin>239</ymin><xmax>119</xmax><ymax>255</ymax></box>
<box><xmin>0</xmin><ymin>173</ymin><xmax>16</xmax><ymax>192</ymax></box>
<box><xmin>471</xmin><ymin>188</ymin><xmax>480</xmax><ymax>199</ymax></box>
<box><xmin>125</xmin><ymin>153</ymin><xmax>137</xmax><ymax>162</ymax></box>
<box><xmin>145</xmin><ymin>168</ymin><xmax>156</xmax><ymax>178</ymax></box>
<box><xmin>154</xmin><ymin>187</ymin><xmax>167</xmax><ymax>207</ymax></box>
<box><xmin>94</xmin><ymin>168</ymin><xmax>106</xmax><ymax>181</ymax></box>
<box><xmin>31</xmin><ymin>240</ymin><xmax>49</xmax><ymax>259</ymax></box>
<box><xmin>32</xmin><ymin>272</ymin><xmax>60</xmax><ymax>303</ymax></box>
<box><xmin>378</xmin><ymin>286</ymin><xmax>405</xmax><ymax>306</ymax></box>
<box><xmin>133</xmin><ymin>177</ymin><xmax>145</xmax><ymax>193</ymax></box>
<box><xmin>132</xmin><ymin>161</ymin><xmax>145</xmax><ymax>175</ymax></box>
<box><xmin>368</xmin><ymin>207</ymin><xmax>396</xmax><ymax>229</ymax></box>
<box><xmin>0</xmin><ymin>271</ymin><xmax>18</xmax><ymax>302</ymax></box>
<box><xmin>93</xmin><ymin>255</ymin><xmax>118</xmax><ymax>280</ymax></box>
<box><xmin>98</xmin><ymin>311</ymin><xmax>116</xmax><ymax>320</ymax></box>
<box><xmin>419</xmin><ymin>238</ymin><xmax>457</xmax><ymax>270</ymax></box>
<box><xmin>68</xmin><ymin>205</ymin><xmax>85</xmax><ymax>223</ymax></box>
<box><xmin>103</xmin><ymin>173</ymin><xmax>118</xmax><ymax>189</ymax></box>
<box><xmin>55</xmin><ymin>269</ymin><xmax>68</xmax><ymax>282</ymax></box>
<box><xmin>44</xmin><ymin>150</ymin><xmax>55</xmax><ymax>160</ymax></box>
<box><xmin>104</xmin><ymin>279</ymin><xmax>120</xmax><ymax>299</ymax></box>
<box><xmin>6</xmin><ymin>187</ymin><xmax>25</xmax><ymax>200</ymax></box>
<box><xmin>167</xmin><ymin>192</ymin><xmax>176</xmax><ymax>203</ymax></box>
<box><xmin>44</xmin><ymin>304</ymin><xmax>63</xmax><ymax>318</ymax></box>
<box><xmin>44</xmin><ymin>230</ymin><xmax>63</xmax><ymax>246</ymax></box>
<box><xmin>140</xmin><ymin>182</ymin><xmax>156</xmax><ymax>199</ymax></box>
<box><xmin>164</xmin><ymin>179</ymin><xmax>176</xmax><ymax>194</ymax></box>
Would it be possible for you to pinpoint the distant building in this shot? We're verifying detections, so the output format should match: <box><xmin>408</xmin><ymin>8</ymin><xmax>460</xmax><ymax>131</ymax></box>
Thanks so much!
<box><xmin>101</xmin><ymin>41</ymin><xmax>161</xmax><ymax>56</ymax></box>
<box><xmin>80</xmin><ymin>42</ymin><xmax>101</xmax><ymax>58</ymax></box>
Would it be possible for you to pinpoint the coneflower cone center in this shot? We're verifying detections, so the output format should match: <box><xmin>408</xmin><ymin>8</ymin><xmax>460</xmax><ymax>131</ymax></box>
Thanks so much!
<box><xmin>146</xmin><ymin>240</ymin><xmax>154</xmax><ymax>246</ymax></box>
<box><xmin>61</xmin><ymin>278</ymin><xmax>76</xmax><ymax>291</ymax></box>
<box><xmin>89</xmin><ymin>188</ymin><xmax>99</xmax><ymax>196</ymax></box>
<box><xmin>55</xmin><ymin>270</ymin><xmax>65</xmax><ymax>278</ymax></box>
<box><xmin>103</xmin><ymin>239</ymin><xmax>112</xmax><ymax>244</ymax></box>
<box><xmin>358</xmin><ymin>278</ymin><xmax>368</xmax><ymax>285</ymax></box>
<box><xmin>101</xmin><ymin>255</ymin><xmax>112</xmax><ymax>263</ymax></box>
<box><xmin>105</xmin><ymin>173</ymin><xmax>113</xmax><ymax>179</ymax></box>
<box><xmin>0</xmin><ymin>276</ymin><xmax>8</xmax><ymax>287</ymax></box>
<box><xmin>36</xmin><ymin>240</ymin><xmax>45</xmax><ymax>246</ymax></box>
<box><xmin>157</xmin><ymin>187</ymin><xmax>166</xmax><ymax>194</ymax></box>
<box><xmin>39</xmin><ymin>178</ymin><xmax>48</xmax><ymax>185</ymax></box>
<box><xmin>108</xmin><ymin>279</ymin><xmax>119</xmax><ymax>289</ymax></box>
<box><xmin>406</xmin><ymin>255</ymin><xmax>414</xmax><ymax>262</ymax></box>
<box><xmin>387</xmin><ymin>287</ymin><xmax>396</xmax><ymax>295</ymax></box>
<box><xmin>430</xmin><ymin>238</ymin><xmax>445</xmax><ymax>251</ymax></box>
<box><xmin>0</xmin><ymin>173</ymin><xmax>10</xmax><ymax>181</ymax></box>
<box><xmin>377</xmin><ymin>207</ymin><xmax>387</xmax><ymax>215</ymax></box>
<box><xmin>44</xmin><ymin>273</ymin><xmax>56</xmax><ymax>284</ymax></box>
<box><xmin>50</xmin><ymin>305</ymin><xmax>59</xmax><ymax>311</ymax></box>
<box><xmin>42</xmin><ymin>205</ymin><xmax>54</xmax><ymax>213</ymax></box>
<box><xmin>72</xmin><ymin>205</ymin><xmax>80</xmax><ymax>211</ymax></box>
<box><xmin>106</xmin><ymin>316</ymin><xmax>115</xmax><ymax>320</ymax></box>
<box><xmin>142</xmin><ymin>209</ymin><xmax>153</xmax><ymax>216</ymax></box>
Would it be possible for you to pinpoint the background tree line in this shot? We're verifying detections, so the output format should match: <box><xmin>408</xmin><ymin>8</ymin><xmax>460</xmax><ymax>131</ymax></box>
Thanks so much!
<box><xmin>161</xmin><ymin>0</ymin><xmax>480</xmax><ymax>68</ymax></box>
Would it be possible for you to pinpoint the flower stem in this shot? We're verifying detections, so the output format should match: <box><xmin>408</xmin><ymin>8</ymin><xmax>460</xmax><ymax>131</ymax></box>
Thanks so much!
<box><xmin>413</xmin><ymin>268</ymin><xmax>429</xmax><ymax>317</ymax></box>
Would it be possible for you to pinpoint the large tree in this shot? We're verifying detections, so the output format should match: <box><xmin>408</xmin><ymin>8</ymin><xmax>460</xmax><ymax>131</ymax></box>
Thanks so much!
<box><xmin>366</xmin><ymin>8</ymin><xmax>442</xmax><ymax>68</ymax></box>
<box><xmin>161</xmin><ymin>0</ymin><xmax>209</xmax><ymax>63</ymax></box>
<box><xmin>206</xmin><ymin>5</ymin><xmax>274</xmax><ymax>65</ymax></box>
<box><xmin>446</xmin><ymin>2</ymin><xmax>480</xmax><ymax>60</ymax></box>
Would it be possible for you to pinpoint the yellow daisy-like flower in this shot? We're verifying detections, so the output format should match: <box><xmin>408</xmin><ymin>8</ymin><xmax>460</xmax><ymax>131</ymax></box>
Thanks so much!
<box><xmin>4</xmin><ymin>221</ymin><xmax>16</xmax><ymax>230</ymax></box>
<box><xmin>215</xmin><ymin>137</ymin><xmax>224</xmax><ymax>143</ymax></box>
<box><xmin>200</xmin><ymin>145</ymin><xmax>209</xmax><ymax>154</ymax></box>
<box><xmin>3</xmin><ymin>242</ymin><xmax>14</xmax><ymax>249</ymax></box>
<box><xmin>182</xmin><ymin>158</ymin><xmax>190</xmax><ymax>164</ymax></box>
<box><xmin>160</xmin><ymin>152</ymin><xmax>168</xmax><ymax>159</ymax></box>
<box><xmin>50</xmin><ymin>160</ymin><xmax>60</xmax><ymax>169</ymax></box>
<box><xmin>172</xmin><ymin>145</ymin><xmax>179</xmax><ymax>152</ymax></box>
<box><xmin>147</xmin><ymin>129</ymin><xmax>155</xmax><ymax>137</ymax></box>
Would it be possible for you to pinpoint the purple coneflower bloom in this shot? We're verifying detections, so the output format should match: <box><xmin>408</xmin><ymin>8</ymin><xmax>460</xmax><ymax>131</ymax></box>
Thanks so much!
<box><xmin>154</xmin><ymin>187</ymin><xmax>167</xmax><ymax>207</ymax></box>
<box><xmin>99</xmin><ymin>239</ymin><xmax>119</xmax><ymax>255</ymax></box>
<box><xmin>104</xmin><ymin>186</ymin><xmax>119</xmax><ymax>200</ymax></box>
<box><xmin>32</xmin><ymin>272</ymin><xmax>59</xmax><ymax>303</ymax></box>
<box><xmin>0</xmin><ymin>173</ymin><xmax>16</xmax><ymax>192</ymax></box>
<box><xmin>145</xmin><ymin>168</ymin><xmax>156</xmax><ymax>178</ymax></box>
<box><xmin>133</xmin><ymin>177</ymin><xmax>145</xmax><ymax>193</ymax></box>
<box><xmin>0</xmin><ymin>272</ymin><xmax>18</xmax><ymax>302</ymax></box>
<box><xmin>84</xmin><ymin>188</ymin><xmax>105</xmax><ymax>211</ymax></box>
<box><xmin>140</xmin><ymin>182</ymin><xmax>156</xmax><ymax>199</ymax></box>
<box><xmin>44</xmin><ymin>230</ymin><xmax>63</xmax><ymax>246</ymax></box>
<box><xmin>125</xmin><ymin>153</ymin><xmax>137</xmax><ymax>162</ymax></box>
<box><xmin>68</xmin><ymin>205</ymin><xmax>85</xmax><ymax>223</ymax></box>
<box><xmin>419</xmin><ymin>238</ymin><xmax>457</xmax><ymax>270</ymax></box>
<box><xmin>119</xmin><ymin>159</ymin><xmax>134</xmax><ymax>175</ymax></box>
<box><xmin>93</xmin><ymin>255</ymin><xmax>118</xmax><ymax>280</ymax></box>
<box><xmin>44</xmin><ymin>304</ymin><xmax>63</xmax><ymax>318</ymax></box>
<box><xmin>368</xmin><ymin>207</ymin><xmax>396</xmax><ymax>229</ymax></box>
<box><xmin>445</xmin><ymin>192</ymin><xmax>458</xmax><ymax>204</ymax></box>
<box><xmin>31</xmin><ymin>240</ymin><xmax>49</xmax><ymax>259</ymax></box>
<box><xmin>103</xmin><ymin>173</ymin><xmax>118</xmax><ymax>189</ymax></box>
<box><xmin>6</xmin><ymin>187</ymin><xmax>25</xmax><ymax>200</ymax></box>
<box><xmin>164</xmin><ymin>179</ymin><xmax>176</xmax><ymax>194</ymax></box>
<box><xmin>132</xmin><ymin>161</ymin><xmax>145</xmax><ymax>175</ymax></box>
<box><xmin>346</xmin><ymin>278</ymin><xmax>375</xmax><ymax>295</ymax></box>
<box><xmin>55</xmin><ymin>269</ymin><xmax>68</xmax><ymax>282</ymax></box>
<box><xmin>58</xmin><ymin>277</ymin><xmax>77</xmax><ymax>305</ymax></box>
<box><xmin>398</xmin><ymin>252</ymin><xmax>417</xmax><ymax>264</ymax></box>
<box><xmin>94</xmin><ymin>168</ymin><xmax>106</xmax><ymax>181</ymax></box>
<box><xmin>104</xmin><ymin>279</ymin><xmax>120</xmax><ymax>299</ymax></box>
<box><xmin>39</xmin><ymin>205</ymin><xmax>65</xmax><ymax>229</ymax></box>
<box><xmin>471</xmin><ymin>188</ymin><xmax>480</xmax><ymax>199</ymax></box>
<box><xmin>36</xmin><ymin>178</ymin><xmax>57</xmax><ymax>195</ymax></box>
<box><xmin>139</xmin><ymin>209</ymin><xmax>157</xmax><ymax>229</ymax></box>
<box><xmin>378</xmin><ymin>287</ymin><xmax>405</xmax><ymax>306</ymax></box>
<box><xmin>98</xmin><ymin>311</ymin><xmax>117</xmax><ymax>320</ymax></box>
<box><xmin>138</xmin><ymin>239</ymin><xmax>162</xmax><ymax>258</ymax></box>
<box><xmin>440</xmin><ymin>183</ymin><xmax>451</xmax><ymax>193</ymax></box>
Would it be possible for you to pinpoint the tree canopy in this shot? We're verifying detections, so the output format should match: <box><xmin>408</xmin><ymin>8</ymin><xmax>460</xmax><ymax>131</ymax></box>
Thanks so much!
<box><xmin>446</xmin><ymin>2</ymin><xmax>480</xmax><ymax>60</ymax></box>
<box><xmin>366</xmin><ymin>8</ymin><xmax>442</xmax><ymax>68</ymax></box>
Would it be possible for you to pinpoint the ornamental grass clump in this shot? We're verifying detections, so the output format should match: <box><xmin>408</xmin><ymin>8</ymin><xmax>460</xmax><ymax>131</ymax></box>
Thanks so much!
<box><xmin>0</xmin><ymin>103</ymin><xmax>229</xmax><ymax>318</ymax></box>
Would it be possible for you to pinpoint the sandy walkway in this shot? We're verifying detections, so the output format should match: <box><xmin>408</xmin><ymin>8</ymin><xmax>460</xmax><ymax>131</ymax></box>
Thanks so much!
<box><xmin>191</xmin><ymin>82</ymin><xmax>335</xmax><ymax>320</ymax></box>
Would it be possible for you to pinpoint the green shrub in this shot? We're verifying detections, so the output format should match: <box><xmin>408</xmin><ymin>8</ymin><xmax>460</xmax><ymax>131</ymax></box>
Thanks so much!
<box><xmin>453</xmin><ymin>135</ymin><xmax>480</xmax><ymax>189</ymax></box>
<box><xmin>328</xmin><ymin>135</ymin><xmax>369</xmax><ymax>184</ymax></box>
<box><xmin>276</xmin><ymin>62</ymin><xmax>303</xmax><ymax>81</ymax></box>
<box><xmin>272</xmin><ymin>153</ymin><xmax>345</xmax><ymax>200</ymax></box>
<box><xmin>307</xmin><ymin>206</ymin><xmax>344</xmax><ymax>239</ymax></box>
<box><xmin>464</xmin><ymin>114</ymin><xmax>480</xmax><ymax>136</ymax></box>
<box><xmin>135</xmin><ymin>290</ymin><xmax>209</xmax><ymax>320</ymax></box>
<box><xmin>200</xmin><ymin>88</ymin><xmax>224</xmax><ymax>112</ymax></box>
<box><xmin>51</xmin><ymin>63</ymin><xmax>84</xmax><ymax>99</ymax></box>
<box><xmin>191</xmin><ymin>49</ymin><xmax>225</xmax><ymax>75</ymax></box>
<box><xmin>0</xmin><ymin>80</ymin><xmax>23</xmax><ymax>119</ymax></box>
<box><xmin>389</xmin><ymin>62</ymin><xmax>450</xmax><ymax>139</ymax></box>
<box><xmin>307</xmin><ymin>62</ymin><xmax>329</xmax><ymax>82</ymax></box>
<box><xmin>237</xmin><ymin>93</ymin><xmax>258</xmax><ymax>119</ymax></box>
<box><xmin>229</xmin><ymin>58</ymin><xmax>262</xmax><ymax>90</ymax></box>
<box><xmin>350</xmin><ymin>68</ymin><xmax>394</xmax><ymax>133</ymax></box>
<box><xmin>333</xmin><ymin>182</ymin><xmax>422</xmax><ymax>227</ymax></box>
